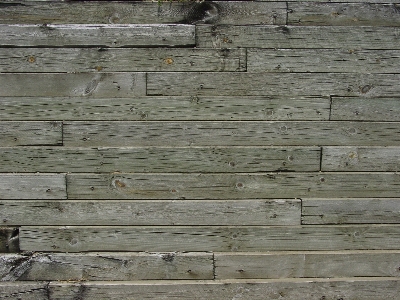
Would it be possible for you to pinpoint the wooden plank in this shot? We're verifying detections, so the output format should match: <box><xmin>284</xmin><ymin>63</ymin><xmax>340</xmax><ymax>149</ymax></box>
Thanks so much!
<box><xmin>331</xmin><ymin>97</ymin><xmax>400</xmax><ymax>121</ymax></box>
<box><xmin>66</xmin><ymin>172</ymin><xmax>400</xmax><ymax>200</ymax></box>
<box><xmin>302</xmin><ymin>198</ymin><xmax>400</xmax><ymax>224</ymax></box>
<box><xmin>0</xmin><ymin>48</ymin><xmax>246</xmax><ymax>73</ymax></box>
<box><xmin>0</xmin><ymin>199</ymin><xmax>301</xmax><ymax>226</ymax></box>
<box><xmin>322</xmin><ymin>147</ymin><xmax>400</xmax><ymax>172</ymax></box>
<box><xmin>196</xmin><ymin>25</ymin><xmax>400</xmax><ymax>49</ymax></box>
<box><xmin>247</xmin><ymin>49</ymin><xmax>400</xmax><ymax>73</ymax></box>
<box><xmin>0</xmin><ymin>174</ymin><xmax>66</xmax><ymax>200</ymax></box>
<box><xmin>0</xmin><ymin>1</ymin><xmax>286</xmax><ymax>25</ymax></box>
<box><xmin>0</xmin><ymin>121</ymin><xmax>62</xmax><ymax>146</ymax></box>
<box><xmin>0</xmin><ymin>147</ymin><xmax>321</xmax><ymax>173</ymax></box>
<box><xmin>0</xmin><ymin>282</ymin><xmax>49</xmax><ymax>300</ymax></box>
<box><xmin>0</xmin><ymin>24</ymin><xmax>195</xmax><ymax>47</ymax></box>
<box><xmin>215</xmin><ymin>251</ymin><xmax>400</xmax><ymax>279</ymax></box>
<box><xmin>147</xmin><ymin>72</ymin><xmax>400</xmax><ymax>97</ymax></box>
<box><xmin>19</xmin><ymin>225</ymin><xmax>400</xmax><ymax>252</ymax></box>
<box><xmin>0</xmin><ymin>73</ymin><xmax>146</xmax><ymax>97</ymax></box>
<box><xmin>0</xmin><ymin>227</ymin><xmax>19</xmax><ymax>253</ymax></box>
<box><xmin>0</xmin><ymin>96</ymin><xmax>330</xmax><ymax>121</ymax></box>
<box><xmin>288</xmin><ymin>3</ymin><xmax>400</xmax><ymax>26</ymax></box>
<box><xmin>0</xmin><ymin>252</ymin><xmax>213</xmax><ymax>281</ymax></box>
<box><xmin>63</xmin><ymin>121</ymin><xmax>400</xmax><ymax>147</ymax></box>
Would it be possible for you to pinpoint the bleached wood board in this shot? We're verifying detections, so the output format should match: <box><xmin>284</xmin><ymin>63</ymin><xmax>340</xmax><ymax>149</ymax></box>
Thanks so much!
<box><xmin>66</xmin><ymin>172</ymin><xmax>400</xmax><ymax>200</ymax></box>
<box><xmin>19</xmin><ymin>225</ymin><xmax>400</xmax><ymax>252</ymax></box>
<box><xmin>0</xmin><ymin>282</ymin><xmax>48</xmax><ymax>300</ymax></box>
<box><xmin>0</xmin><ymin>252</ymin><xmax>213</xmax><ymax>281</ymax></box>
<box><xmin>215</xmin><ymin>251</ymin><xmax>400</xmax><ymax>279</ymax></box>
<box><xmin>302</xmin><ymin>198</ymin><xmax>400</xmax><ymax>224</ymax></box>
<box><xmin>0</xmin><ymin>199</ymin><xmax>301</xmax><ymax>226</ymax></box>
<box><xmin>0</xmin><ymin>227</ymin><xmax>19</xmax><ymax>253</ymax></box>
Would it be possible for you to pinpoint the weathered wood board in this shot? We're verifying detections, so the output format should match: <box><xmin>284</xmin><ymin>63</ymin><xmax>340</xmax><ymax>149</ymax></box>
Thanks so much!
<box><xmin>0</xmin><ymin>227</ymin><xmax>19</xmax><ymax>253</ymax></box>
<box><xmin>0</xmin><ymin>282</ymin><xmax>49</xmax><ymax>300</ymax></box>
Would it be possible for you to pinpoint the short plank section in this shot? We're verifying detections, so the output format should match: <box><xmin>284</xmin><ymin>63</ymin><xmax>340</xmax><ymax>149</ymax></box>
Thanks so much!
<box><xmin>0</xmin><ymin>252</ymin><xmax>213</xmax><ymax>281</ymax></box>
<box><xmin>19</xmin><ymin>225</ymin><xmax>400</xmax><ymax>252</ymax></box>
<box><xmin>0</xmin><ymin>282</ymin><xmax>49</xmax><ymax>300</ymax></box>
<box><xmin>302</xmin><ymin>198</ymin><xmax>400</xmax><ymax>224</ymax></box>
<box><xmin>0</xmin><ymin>24</ymin><xmax>194</xmax><ymax>47</ymax></box>
<box><xmin>0</xmin><ymin>227</ymin><xmax>19</xmax><ymax>253</ymax></box>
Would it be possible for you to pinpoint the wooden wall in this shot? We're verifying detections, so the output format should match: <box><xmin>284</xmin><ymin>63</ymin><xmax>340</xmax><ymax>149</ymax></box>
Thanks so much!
<box><xmin>1</xmin><ymin>0</ymin><xmax>400</xmax><ymax>299</ymax></box>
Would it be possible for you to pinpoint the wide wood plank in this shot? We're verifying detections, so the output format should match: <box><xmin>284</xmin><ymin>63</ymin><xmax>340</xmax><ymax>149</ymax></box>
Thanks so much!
<box><xmin>0</xmin><ymin>199</ymin><xmax>301</xmax><ymax>226</ymax></box>
<box><xmin>66</xmin><ymin>173</ymin><xmax>400</xmax><ymax>200</ymax></box>
<box><xmin>0</xmin><ymin>252</ymin><xmax>213</xmax><ymax>281</ymax></box>
<box><xmin>247</xmin><ymin>49</ymin><xmax>400</xmax><ymax>73</ymax></box>
<box><xmin>215</xmin><ymin>251</ymin><xmax>400</xmax><ymax>279</ymax></box>
<box><xmin>302</xmin><ymin>198</ymin><xmax>400</xmax><ymax>224</ymax></box>
<box><xmin>19</xmin><ymin>225</ymin><xmax>400</xmax><ymax>252</ymax></box>
<box><xmin>0</xmin><ymin>174</ymin><xmax>66</xmax><ymax>200</ymax></box>
<box><xmin>0</xmin><ymin>121</ymin><xmax>62</xmax><ymax>146</ymax></box>
<box><xmin>0</xmin><ymin>24</ymin><xmax>194</xmax><ymax>47</ymax></box>
<box><xmin>0</xmin><ymin>227</ymin><xmax>19</xmax><ymax>253</ymax></box>
<box><xmin>0</xmin><ymin>282</ymin><xmax>49</xmax><ymax>300</ymax></box>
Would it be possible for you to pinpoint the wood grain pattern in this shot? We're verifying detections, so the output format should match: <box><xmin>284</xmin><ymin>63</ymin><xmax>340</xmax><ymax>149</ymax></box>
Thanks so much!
<box><xmin>0</xmin><ymin>228</ymin><xmax>19</xmax><ymax>253</ymax></box>
<box><xmin>0</xmin><ymin>282</ymin><xmax>48</xmax><ymax>300</ymax></box>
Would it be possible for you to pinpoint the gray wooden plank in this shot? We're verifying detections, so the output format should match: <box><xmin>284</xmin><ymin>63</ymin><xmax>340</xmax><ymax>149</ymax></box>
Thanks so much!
<box><xmin>0</xmin><ymin>96</ymin><xmax>330</xmax><ymax>121</ymax></box>
<box><xmin>147</xmin><ymin>72</ymin><xmax>400</xmax><ymax>97</ymax></box>
<box><xmin>0</xmin><ymin>147</ymin><xmax>321</xmax><ymax>173</ymax></box>
<box><xmin>0</xmin><ymin>48</ymin><xmax>246</xmax><ymax>73</ymax></box>
<box><xmin>0</xmin><ymin>282</ymin><xmax>49</xmax><ymax>300</ymax></box>
<box><xmin>331</xmin><ymin>97</ymin><xmax>400</xmax><ymax>121</ymax></box>
<box><xmin>0</xmin><ymin>174</ymin><xmax>66</xmax><ymax>200</ymax></box>
<box><xmin>0</xmin><ymin>24</ymin><xmax>194</xmax><ymax>47</ymax></box>
<box><xmin>302</xmin><ymin>198</ymin><xmax>400</xmax><ymax>224</ymax></box>
<box><xmin>19</xmin><ymin>225</ymin><xmax>400</xmax><ymax>252</ymax></box>
<box><xmin>0</xmin><ymin>199</ymin><xmax>301</xmax><ymax>226</ymax></box>
<box><xmin>66</xmin><ymin>172</ymin><xmax>400</xmax><ymax>200</ymax></box>
<box><xmin>0</xmin><ymin>73</ymin><xmax>146</xmax><ymax>97</ymax></box>
<box><xmin>63</xmin><ymin>121</ymin><xmax>400</xmax><ymax>147</ymax></box>
<box><xmin>0</xmin><ymin>121</ymin><xmax>62</xmax><ymax>146</ymax></box>
<box><xmin>215</xmin><ymin>251</ymin><xmax>400</xmax><ymax>279</ymax></box>
<box><xmin>196</xmin><ymin>25</ymin><xmax>400</xmax><ymax>49</ymax></box>
<box><xmin>0</xmin><ymin>227</ymin><xmax>19</xmax><ymax>253</ymax></box>
<box><xmin>247</xmin><ymin>49</ymin><xmax>400</xmax><ymax>73</ymax></box>
<box><xmin>0</xmin><ymin>252</ymin><xmax>213</xmax><ymax>281</ymax></box>
<box><xmin>288</xmin><ymin>3</ymin><xmax>400</xmax><ymax>26</ymax></box>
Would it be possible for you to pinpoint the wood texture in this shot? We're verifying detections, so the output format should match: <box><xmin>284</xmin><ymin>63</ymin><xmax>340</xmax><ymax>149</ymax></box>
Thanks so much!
<box><xmin>0</xmin><ymin>282</ymin><xmax>49</xmax><ymax>300</ymax></box>
<box><xmin>0</xmin><ymin>228</ymin><xmax>19</xmax><ymax>253</ymax></box>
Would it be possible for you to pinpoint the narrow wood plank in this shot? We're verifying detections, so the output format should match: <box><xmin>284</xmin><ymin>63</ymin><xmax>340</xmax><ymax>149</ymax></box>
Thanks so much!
<box><xmin>0</xmin><ymin>147</ymin><xmax>321</xmax><ymax>173</ymax></box>
<box><xmin>0</xmin><ymin>96</ymin><xmax>330</xmax><ymax>121</ymax></box>
<box><xmin>63</xmin><ymin>121</ymin><xmax>400</xmax><ymax>147</ymax></box>
<box><xmin>196</xmin><ymin>25</ymin><xmax>400</xmax><ymax>49</ymax></box>
<box><xmin>0</xmin><ymin>199</ymin><xmax>301</xmax><ymax>226</ymax></box>
<box><xmin>0</xmin><ymin>73</ymin><xmax>146</xmax><ymax>97</ymax></box>
<box><xmin>0</xmin><ymin>252</ymin><xmax>213</xmax><ymax>281</ymax></box>
<box><xmin>0</xmin><ymin>48</ymin><xmax>246</xmax><ymax>72</ymax></box>
<box><xmin>147</xmin><ymin>72</ymin><xmax>400</xmax><ymax>97</ymax></box>
<box><xmin>0</xmin><ymin>227</ymin><xmax>19</xmax><ymax>253</ymax></box>
<box><xmin>67</xmin><ymin>172</ymin><xmax>400</xmax><ymax>200</ymax></box>
<box><xmin>0</xmin><ymin>121</ymin><xmax>62</xmax><ymax>146</ymax></box>
<box><xmin>0</xmin><ymin>174</ymin><xmax>66</xmax><ymax>200</ymax></box>
<box><xmin>247</xmin><ymin>49</ymin><xmax>400</xmax><ymax>73</ymax></box>
<box><xmin>331</xmin><ymin>97</ymin><xmax>400</xmax><ymax>121</ymax></box>
<box><xmin>19</xmin><ymin>225</ymin><xmax>400</xmax><ymax>252</ymax></box>
<box><xmin>0</xmin><ymin>24</ymin><xmax>195</xmax><ymax>47</ymax></box>
<box><xmin>302</xmin><ymin>198</ymin><xmax>400</xmax><ymax>224</ymax></box>
<box><xmin>215</xmin><ymin>251</ymin><xmax>400</xmax><ymax>279</ymax></box>
<box><xmin>288</xmin><ymin>3</ymin><xmax>400</xmax><ymax>26</ymax></box>
<box><xmin>0</xmin><ymin>282</ymin><xmax>48</xmax><ymax>300</ymax></box>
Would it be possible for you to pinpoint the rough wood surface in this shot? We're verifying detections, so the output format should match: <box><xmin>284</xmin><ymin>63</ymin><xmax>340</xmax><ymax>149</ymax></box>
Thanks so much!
<box><xmin>0</xmin><ymin>199</ymin><xmax>301</xmax><ymax>226</ymax></box>
<box><xmin>0</xmin><ymin>282</ymin><xmax>49</xmax><ymax>300</ymax></box>
<box><xmin>0</xmin><ymin>228</ymin><xmax>19</xmax><ymax>253</ymax></box>
<box><xmin>302</xmin><ymin>198</ymin><xmax>400</xmax><ymax>224</ymax></box>
<box><xmin>0</xmin><ymin>252</ymin><xmax>213</xmax><ymax>281</ymax></box>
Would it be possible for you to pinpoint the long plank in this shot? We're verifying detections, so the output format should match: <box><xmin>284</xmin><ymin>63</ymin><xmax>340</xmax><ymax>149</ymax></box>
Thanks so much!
<box><xmin>215</xmin><ymin>251</ymin><xmax>400</xmax><ymax>279</ymax></box>
<box><xmin>0</xmin><ymin>24</ymin><xmax>194</xmax><ymax>47</ymax></box>
<box><xmin>0</xmin><ymin>96</ymin><xmax>330</xmax><ymax>121</ymax></box>
<box><xmin>0</xmin><ymin>48</ymin><xmax>246</xmax><ymax>72</ymax></box>
<box><xmin>0</xmin><ymin>73</ymin><xmax>146</xmax><ymax>97</ymax></box>
<box><xmin>0</xmin><ymin>227</ymin><xmax>19</xmax><ymax>253</ymax></box>
<box><xmin>0</xmin><ymin>121</ymin><xmax>62</xmax><ymax>146</ymax></box>
<box><xmin>247</xmin><ymin>49</ymin><xmax>400</xmax><ymax>73</ymax></box>
<box><xmin>147</xmin><ymin>72</ymin><xmax>400</xmax><ymax>97</ymax></box>
<box><xmin>0</xmin><ymin>147</ymin><xmax>320</xmax><ymax>173</ymax></box>
<box><xmin>0</xmin><ymin>199</ymin><xmax>301</xmax><ymax>226</ymax></box>
<box><xmin>196</xmin><ymin>25</ymin><xmax>400</xmax><ymax>49</ymax></box>
<box><xmin>19</xmin><ymin>225</ymin><xmax>400</xmax><ymax>252</ymax></box>
<box><xmin>63</xmin><ymin>121</ymin><xmax>400</xmax><ymax>147</ymax></box>
<box><xmin>302</xmin><ymin>198</ymin><xmax>400</xmax><ymax>224</ymax></box>
<box><xmin>0</xmin><ymin>174</ymin><xmax>66</xmax><ymax>199</ymax></box>
<box><xmin>0</xmin><ymin>252</ymin><xmax>213</xmax><ymax>281</ymax></box>
<box><xmin>67</xmin><ymin>173</ymin><xmax>400</xmax><ymax>200</ymax></box>
<box><xmin>0</xmin><ymin>283</ymin><xmax>49</xmax><ymax>300</ymax></box>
